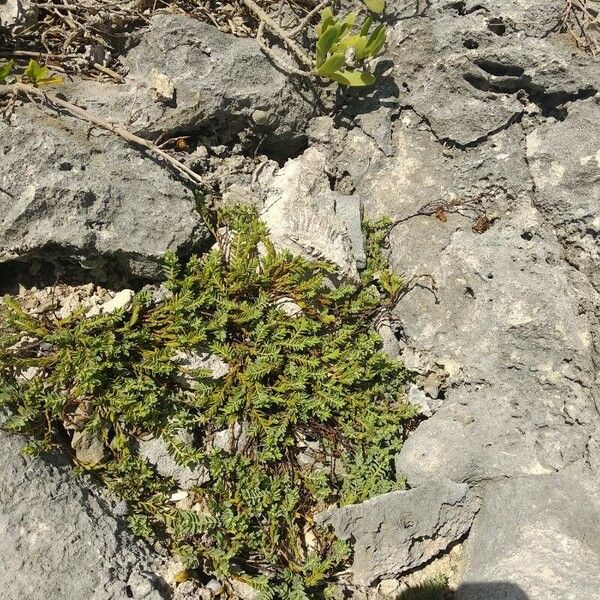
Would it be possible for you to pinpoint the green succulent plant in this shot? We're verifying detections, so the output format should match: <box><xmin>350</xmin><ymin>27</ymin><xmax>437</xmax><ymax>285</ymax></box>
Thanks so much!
<box><xmin>314</xmin><ymin>8</ymin><xmax>387</xmax><ymax>86</ymax></box>
<box><xmin>362</xmin><ymin>0</ymin><xmax>386</xmax><ymax>13</ymax></box>
<box><xmin>0</xmin><ymin>60</ymin><xmax>14</xmax><ymax>83</ymax></box>
<box><xmin>24</xmin><ymin>59</ymin><xmax>63</xmax><ymax>86</ymax></box>
<box><xmin>0</xmin><ymin>59</ymin><xmax>62</xmax><ymax>86</ymax></box>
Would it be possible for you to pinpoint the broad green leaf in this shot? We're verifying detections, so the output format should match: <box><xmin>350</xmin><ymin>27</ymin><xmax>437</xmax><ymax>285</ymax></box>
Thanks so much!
<box><xmin>352</xmin><ymin>37</ymin><xmax>369</xmax><ymax>61</ymax></box>
<box><xmin>359</xmin><ymin>15</ymin><xmax>374</xmax><ymax>38</ymax></box>
<box><xmin>365</xmin><ymin>24</ymin><xmax>387</xmax><ymax>57</ymax></box>
<box><xmin>0</xmin><ymin>60</ymin><xmax>15</xmax><ymax>83</ymax></box>
<box><xmin>362</xmin><ymin>0</ymin><xmax>385</xmax><ymax>13</ymax></box>
<box><xmin>316</xmin><ymin>24</ymin><xmax>342</xmax><ymax>67</ymax></box>
<box><xmin>25</xmin><ymin>59</ymin><xmax>47</xmax><ymax>85</ymax></box>
<box><xmin>329</xmin><ymin>69</ymin><xmax>376</xmax><ymax>87</ymax></box>
<box><xmin>316</xmin><ymin>6</ymin><xmax>335</xmax><ymax>37</ymax></box>
<box><xmin>315</xmin><ymin>53</ymin><xmax>346</xmax><ymax>77</ymax></box>
<box><xmin>339</xmin><ymin>12</ymin><xmax>357</xmax><ymax>36</ymax></box>
<box><xmin>24</xmin><ymin>59</ymin><xmax>63</xmax><ymax>86</ymax></box>
<box><xmin>338</xmin><ymin>35</ymin><xmax>368</xmax><ymax>60</ymax></box>
<box><xmin>341</xmin><ymin>12</ymin><xmax>357</xmax><ymax>28</ymax></box>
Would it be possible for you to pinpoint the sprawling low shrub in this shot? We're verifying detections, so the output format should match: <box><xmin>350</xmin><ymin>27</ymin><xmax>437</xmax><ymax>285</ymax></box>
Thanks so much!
<box><xmin>0</xmin><ymin>205</ymin><xmax>414</xmax><ymax>599</ymax></box>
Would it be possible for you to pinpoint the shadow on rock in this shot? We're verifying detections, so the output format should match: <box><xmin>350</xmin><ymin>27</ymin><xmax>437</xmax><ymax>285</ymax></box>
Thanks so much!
<box><xmin>399</xmin><ymin>581</ymin><xmax>529</xmax><ymax>600</ymax></box>
<box><xmin>335</xmin><ymin>59</ymin><xmax>401</xmax><ymax>118</ymax></box>
<box><xmin>455</xmin><ymin>582</ymin><xmax>529</xmax><ymax>600</ymax></box>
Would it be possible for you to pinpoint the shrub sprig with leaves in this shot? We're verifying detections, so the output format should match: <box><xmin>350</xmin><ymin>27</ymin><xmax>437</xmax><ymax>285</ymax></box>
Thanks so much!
<box><xmin>0</xmin><ymin>205</ymin><xmax>414</xmax><ymax>599</ymax></box>
<box><xmin>314</xmin><ymin>0</ymin><xmax>387</xmax><ymax>86</ymax></box>
<box><xmin>0</xmin><ymin>58</ymin><xmax>62</xmax><ymax>86</ymax></box>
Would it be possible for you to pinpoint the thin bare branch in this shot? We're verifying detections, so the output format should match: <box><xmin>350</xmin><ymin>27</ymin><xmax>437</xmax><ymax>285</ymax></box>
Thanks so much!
<box><xmin>241</xmin><ymin>0</ymin><xmax>314</xmax><ymax>69</ymax></box>
<box><xmin>0</xmin><ymin>83</ymin><xmax>204</xmax><ymax>187</ymax></box>
<box><xmin>256</xmin><ymin>22</ymin><xmax>312</xmax><ymax>77</ymax></box>
<box><xmin>290</xmin><ymin>0</ymin><xmax>332</xmax><ymax>38</ymax></box>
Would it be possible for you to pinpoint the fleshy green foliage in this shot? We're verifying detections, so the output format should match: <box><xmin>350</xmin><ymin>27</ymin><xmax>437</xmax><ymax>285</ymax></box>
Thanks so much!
<box><xmin>0</xmin><ymin>58</ymin><xmax>61</xmax><ymax>87</ymax></box>
<box><xmin>24</xmin><ymin>59</ymin><xmax>63</xmax><ymax>86</ymax></box>
<box><xmin>362</xmin><ymin>0</ymin><xmax>385</xmax><ymax>14</ymax></box>
<box><xmin>314</xmin><ymin>7</ymin><xmax>387</xmax><ymax>87</ymax></box>
<box><xmin>0</xmin><ymin>205</ymin><xmax>414</xmax><ymax>598</ymax></box>
<box><xmin>0</xmin><ymin>60</ymin><xmax>14</xmax><ymax>83</ymax></box>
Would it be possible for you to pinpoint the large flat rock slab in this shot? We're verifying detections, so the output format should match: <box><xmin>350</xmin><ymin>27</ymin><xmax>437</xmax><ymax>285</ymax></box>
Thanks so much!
<box><xmin>318</xmin><ymin>478</ymin><xmax>479</xmax><ymax>586</ymax></box>
<box><xmin>0</xmin><ymin>431</ymin><xmax>167</xmax><ymax>600</ymax></box>
<box><xmin>0</xmin><ymin>105</ymin><xmax>208</xmax><ymax>282</ymax></box>
<box><xmin>457</xmin><ymin>464</ymin><xmax>600</xmax><ymax>600</ymax></box>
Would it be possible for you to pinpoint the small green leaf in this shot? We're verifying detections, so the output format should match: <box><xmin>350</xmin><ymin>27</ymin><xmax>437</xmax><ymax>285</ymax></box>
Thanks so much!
<box><xmin>316</xmin><ymin>24</ymin><xmax>342</xmax><ymax>67</ymax></box>
<box><xmin>354</xmin><ymin>37</ymin><xmax>369</xmax><ymax>61</ymax></box>
<box><xmin>362</xmin><ymin>0</ymin><xmax>385</xmax><ymax>13</ymax></box>
<box><xmin>359</xmin><ymin>15</ymin><xmax>374</xmax><ymax>38</ymax></box>
<box><xmin>338</xmin><ymin>35</ymin><xmax>369</xmax><ymax>60</ymax></box>
<box><xmin>24</xmin><ymin>59</ymin><xmax>63</xmax><ymax>87</ymax></box>
<box><xmin>36</xmin><ymin>75</ymin><xmax>64</xmax><ymax>86</ymax></box>
<box><xmin>329</xmin><ymin>69</ymin><xmax>376</xmax><ymax>87</ymax></box>
<box><xmin>365</xmin><ymin>24</ymin><xmax>387</xmax><ymax>57</ymax></box>
<box><xmin>25</xmin><ymin>59</ymin><xmax>46</xmax><ymax>84</ymax></box>
<box><xmin>339</xmin><ymin>12</ymin><xmax>357</xmax><ymax>36</ymax></box>
<box><xmin>341</xmin><ymin>12</ymin><xmax>357</xmax><ymax>28</ymax></box>
<box><xmin>316</xmin><ymin>6</ymin><xmax>335</xmax><ymax>37</ymax></box>
<box><xmin>315</xmin><ymin>53</ymin><xmax>346</xmax><ymax>77</ymax></box>
<box><xmin>0</xmin><ymin>60</ymin><xmax>15</xmax><ymax>83</ymax></box>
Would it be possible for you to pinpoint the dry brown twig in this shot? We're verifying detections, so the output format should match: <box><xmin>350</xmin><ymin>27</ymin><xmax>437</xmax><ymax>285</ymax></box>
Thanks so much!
<box><xmin>1</xmin><ymin>0</ymin><xmax>324</xmax><ymax>82</ymax></box>
<box><xmin>241</xmin><ymin>0</ymin><xmax>319</xmax><ymax>76</ymax></box>
<box><xmin>0</xmin><ymin>83</ymin><xmax>204</xmax><ymax>187</ymax></box>
<box><xmin>561</xmin><ymin>0</ymin><xmax>600</xmax><ymax>55</ymax></box>
<box><xmin>256</xmin><ymin>21</ymin><xmax>313</xmax><ymax>77</ymax></box>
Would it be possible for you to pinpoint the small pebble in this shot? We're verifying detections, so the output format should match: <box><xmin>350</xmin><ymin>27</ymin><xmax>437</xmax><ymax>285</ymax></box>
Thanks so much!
<box><xmin>251</xmin><ymin>109</ymin><xmax>269</xmax><ymax>125</ymax></box>
<box><xmin>170</xmin><ymin>491</ymin><xmax>189</xmax><ymax>502</ymax></box>
<box><xmin>206</xmin><ymin>578</ymin><xmax>224</xmax><ymax>595</ymax></box>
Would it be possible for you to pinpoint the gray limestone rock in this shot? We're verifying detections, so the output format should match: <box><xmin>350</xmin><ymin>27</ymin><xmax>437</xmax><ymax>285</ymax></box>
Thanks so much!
<box><xmin>379</xmin><ymin>0</ymin><xmax>599</xmax><ymax>147</ymax></box>
<box><xmin>334</xmin><ymin>194</ymin><xmax>366</xmax><ymax>270</ymax></box>
<box><xmin>318</xmin><ymin>478</ymin><xmax>479</xmax><ymax>586</ymax></box>
<box><xmin>138</xmin><ymin>434</ymin><xmax>208</xmax><ymax>491</ymax></box>
<box><xmin>49</xmin><ymin>16</ymin><xmax>315</xmax><ymax>160</ymax></box>
<box><xmin>0</xmin><ymin>0</ymin><xmax>36</xmax><ymax>28</ymax></box>
<box><xmin>120</xmin><ymin>15</ymin><xmax>316</xmax><ymax>157</ymax></box>
<box><xmin>171</xmin><ymin>351</ymin><xmax>230</xmax><ymax>390</ymax></box>
<box><xmin>2</xmin><ymin>0</ymin><xmax>600</xmax><ymax>596</ymax></box>
<box><xmin>260</xmin><ymin>147</ymin><xmax>361</xmax><ymax>281</ymax></box>
<box><xmin>0</xmin><ymin>430</ymin><xmax>167</xmax><ymax>600</ymax></box>
<box><xmin>304</xmin><ymin>1</ymin><xmax>600</xmax><ymax>595</ymax></box>
<box><xmin>0</xmin><ymin>105</ymin><xmax>208</xmax><ymax>282</ymax></box>
<box><xmin>526</xmin><ymin>97</ymin><xmax>600</xmax><ymax>292</ymax></box>
<box><xmin>455</xmin><ymin>582</ymin><xmax>529</xmax><ymax>600</ymax></box>
<box><xmin>457</xmin><ymin>463</ymin><xmax>600</xmax><ymax>600</ymax></box>
<box><xmin>392</xmin><ymin>201</ymin><xmax>597</xmax><ymax>486</ymax></box>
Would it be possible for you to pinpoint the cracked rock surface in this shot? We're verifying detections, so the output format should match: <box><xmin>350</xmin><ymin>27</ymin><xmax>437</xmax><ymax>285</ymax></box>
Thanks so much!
<box><xmin>256</xmin><ymin>0</ymin><xmax>600</xmax><ymax>596</ymax></box>
<box><xmin>0</xmin><ymin>431</ymin><xmax>168</xmax><ymax>600</ymax></box>
<box><xmin>355</xmin><ymin>0</ymin><xmax>598</xmax><ymax>596</ymax></box>
<box><xmin>0</xmin><ymin>104</ymin><xmax>209</xmax><ymax>283</ymax></box>
<box><xmin>0</xmin><ymin>13</ymin><xmax>316</xmax><ymax>284</ymax></box>
<box><xmin>318</xmin><ymin>477</ymin><xmax>479</xmax><ymax>586</ymax></box>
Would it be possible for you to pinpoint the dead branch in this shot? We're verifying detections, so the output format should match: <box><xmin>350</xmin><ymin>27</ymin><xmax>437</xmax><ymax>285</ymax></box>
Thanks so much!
<box><xmin>0</xmin><ymin>83</ymin><xmax>204</xmax><ymax>187</ymax></box>
<box><xmin>290</xmin><ymin>0</ymin><xmax>332</xmax><ymax>38</ymax></box>
<box><xmin>241</xmin><ymin>0</ymin><xmax>314</xmax><ymax>70</ymax></box>
<box><xmin>256</xmin><ymin>21</ymin><xmax>312</xmax><ymax>77</ymax></box>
